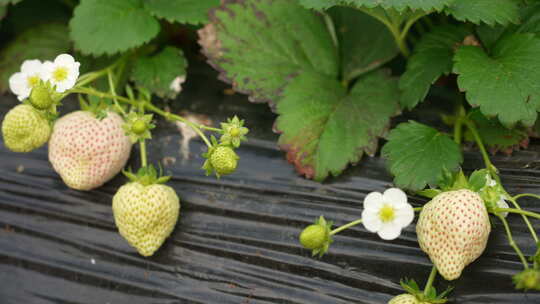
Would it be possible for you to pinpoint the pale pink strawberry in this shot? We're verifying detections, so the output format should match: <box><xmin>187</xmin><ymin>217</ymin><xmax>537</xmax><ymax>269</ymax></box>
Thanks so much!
<box><xmin>416</xmin><ymin>189</ymin><xmax>491</xmax><ymax>280</ymax></box>
<box><xmin>48</xmin><ymin>111</ymin><xmax>132</xmax><ymax>190</ymax></box>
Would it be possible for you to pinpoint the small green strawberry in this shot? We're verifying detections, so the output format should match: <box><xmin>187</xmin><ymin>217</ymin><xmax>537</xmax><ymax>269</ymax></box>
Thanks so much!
<box><xmin>299</xmin><ymin>216</ymin><xmax>333</xmax><ymax>257</ymax></box>
<box><xmin>416</xmin><ymin>189</ymin><xmax>491</xmax><ymax>280</ymax></box>
<box><xmin>300</xmin><ymin>225</ymin><xmax>327</xmax><ymax>250</ymax></box>
<box><xmin>29</xmin><ymin>82</ymin><xmax>54</xmax><ymax>110</ymax></box>
<box><xmin>113</xmin><ymin>178</ymin><xmax>180</xmax><ymax>257</ymax></box>
<box><xmin>388</xmin><ymin>294</ymin><xmax>427</xmax><ymax>304</ymax></box>
<box><xmin>202</xmin><ymin>139</ymin><xmax>240</xmax><ymax>177</ymax></box>
<box><xmin>2</xmin><ymin>104</ymin><xmax>51</xmax><ymax>152</ymax></box>
<box><xmin>210</xmin><ymin>146</ymin><xmax>238</xmax><ymax>174</ymax></box>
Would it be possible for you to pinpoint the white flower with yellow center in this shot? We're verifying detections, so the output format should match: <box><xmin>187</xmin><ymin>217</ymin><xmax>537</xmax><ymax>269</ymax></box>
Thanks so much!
<box><xmin>361</xmin><ymin>188</ymin><xmax>414</xmax><ymax>240</ymax></box>
<box><xmin>41</xmin><ymin>54</ymin><xmax>80</xmax><ymax>93</ymax></box>
<box><xmin>8</xmin><ymin>59</ymin><xmax>45</xmax><ymax>101</ymax></box>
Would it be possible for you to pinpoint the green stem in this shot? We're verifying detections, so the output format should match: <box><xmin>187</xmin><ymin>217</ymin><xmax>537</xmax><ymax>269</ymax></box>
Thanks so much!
<box><xmin>140</xmin><ymin>140</ymin><xmax>147</xmax><ymax>168</ymax></box>
<box><xmin>506</xmin><ymin>194</ymin><xmax>539</xmax><ymax>243</ymax></box>
<box><xmin>462</xmin><ymin>118</ymin><xmax>497</xmax><ymax>176</ymax></box>
<box><xmin>495</xmin><ymin>208</ymin><xmax>540</xmax><ymax>220</ymax></box>
<box><xmin>423</xmin><ymin>266</ymin><xmax>438</xmax><ymax>296</ymax></box>
<box><xmin>453</xmin><ymin>117</ymin><xmax>463</xmax><ymax>145</ymax></box>
<box><xmin>143</xmin><ymin>102</ymin><xmax>213</xmax><ymax>148</ymax></box>
<box><xmin>330</xmin><ymin>218</ymin><xmax>362</xmax><ymax>236</ymax></box>
<box><xmin>357</xmin><ymin>8</ymin><xmax>410</xmax><ymax>57</ymax></box>
<box><xmin>71</xmin><ymin>87</ymin><xmax>214</xmax><ymax>147</ymax></box>
<box><xmin>513</xmin><ymin>193</ymin><xmax>540</xmax><ymax>201</ymax></box>
<box><xmin>107</xmin><ymin>69</ymin><xmax>126</xmax><ymax>116</ymax></box>
<box><xmin>497</xmin><ymin>214</ymin><xmax>529</xmax><ymax>269</ymax></box>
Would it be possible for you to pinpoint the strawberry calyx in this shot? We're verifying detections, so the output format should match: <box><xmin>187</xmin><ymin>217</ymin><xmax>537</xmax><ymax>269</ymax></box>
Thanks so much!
<box><xmin>122</xmin><ymin>112</ymin><xmax>155</xmax><ymax>143</ymax></box>
<box><xmin>399</xmin><ymin>279</ymin><xmax>452</xmax><ymax>304</ymax></box>
<box><xmin>123</xmin><ymin>165</ymin><xmax>170</xmax><ymax>186</ymax></box>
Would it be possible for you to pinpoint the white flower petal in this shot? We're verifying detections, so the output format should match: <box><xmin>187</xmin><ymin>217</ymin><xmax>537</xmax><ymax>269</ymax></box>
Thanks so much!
<box><xmin>377</xmin><ymin>222</ymin><xmax>402</xmax><ymax>240</ymax></box>
<box><xmin>383</xmin><ymin>188</ymin><xmax>408</xmax><ymax>206</ymax></box>
<box><xmin>54</xmin><ymin>54</ymin><xmax>75</xmax><ymax>65</ymax></box>
<box><xmin>39</xmin><ymin>61</ymin><xmax>54</xmax><ymax>81</ymax></box>
<box><xmin>363</xmin><ymin>191</ymin><xmax>383</xmax><ymax>211</ymax></box>
<box><xmin>497</xmin><ymin>197</ymin><xmax>509</xmax><ymax>218</ymax></box>
<box><xmin>362</xmin><ymin>209</ymin><xmax>382</xmax><ymax>232</ymax></box>
<box><xmin>20</xmin><ymin>59</ymin><xmax>43</xmax><ymax>74</ymax></box>
<box><xmin>393</xmin><ymin>203</ymin><xmax>415</xmax><ymax>228</ymax></box>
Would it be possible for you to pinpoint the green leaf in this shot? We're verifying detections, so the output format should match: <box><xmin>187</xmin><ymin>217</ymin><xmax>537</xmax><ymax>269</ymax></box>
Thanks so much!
<box><xmin>465</xmin><ymin>109</ymin><xmax>528</xmax><ymax>152</ymax></box>
<box><xmin>399</xmin><ymin>25</ymin><xmax>469</xmax><ymax>109</ymax></box>
<box><xmin>199</xmin><ymin>0</ymin><xmax>338</xmax><ymax>103</ymax></box>
<box><xmin>131</xmin><ymin>46</ymin><xmax>187</xmax><ymax>99</ymax></box>
<box><xmin>0</xmin><ymin>23</ymin><xmax>70</xmax><ymax>93</ymax></box>
<box><xmin>276</xmin><ymin>70</ymin><xmax>400</xmax><ymax>181</ymax></box>
<box><xmin>300</xmin><ymin>0</ymin><xmax>452</xmax><ymax>11</ymax></box>
<box><xmin>469</xmin><ymin>168</ymin><xmax>489</xmax><ymax>191</ymax></box>
<box><xmin>475</xmin><ymin>23</ymin><xmax>507</xmax><ymax>50</ymax></box>
<box><xmin>453</xmin><ymin>33</ymin><xmax>540</xmax><ymax>127</ymax></box>
<box><xmin>381</xmin><ymin>121</ymin><xmax>463</xmax><ymax>191</ymax></box>
<box><xmin>446</xmin><ymin>0</ymin><xmax>520</xmax><ymax>26</ymax></box>
<box><xmin>143</xmin><ymin>0</ymin><xmax>219</xmax><ymax>25</ymax></box>
<box><xmin>69</xmin><ymin>0</ymin><xmax>160</xmax><ymax>56</ymax></box>
<box><xmin>329</xmin><ymin>6</ymin><xmax>398</xmax><ymax>82</ymax></box>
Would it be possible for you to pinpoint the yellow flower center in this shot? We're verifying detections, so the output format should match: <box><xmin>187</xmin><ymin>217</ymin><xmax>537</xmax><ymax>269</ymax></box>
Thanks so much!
<box><xmin>52</xmin><ymin>67</ymin><xmax>68</xmax><ymax>82</ymax></box>
<box><xmin>229</xmin><ymin>126</ymin><xmax>240</xmax><ymax>137</ymax></box>
<box><xmin>26</xmin><ymin>75</ymin><xmax>40</xmax><ymax>88</ymax></box>
<box><xmin>378</xmin><ymin>204</ymin><xmax>395</xmax><ymax>222</ymax></box>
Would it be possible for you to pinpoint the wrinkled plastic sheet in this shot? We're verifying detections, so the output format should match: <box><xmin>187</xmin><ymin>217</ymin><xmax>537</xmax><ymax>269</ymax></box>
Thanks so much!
<box><xmin>1</xmin><ymin>65</ymin><xmax>540</xmax><ymax>304</ymax></box>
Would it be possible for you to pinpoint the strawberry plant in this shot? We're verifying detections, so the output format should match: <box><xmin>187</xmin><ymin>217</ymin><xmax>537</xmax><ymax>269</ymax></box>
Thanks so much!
<box><xmin>2</xmin><ymin>0</ymin><xmax>540</xmax><ymax>302</ymax></box>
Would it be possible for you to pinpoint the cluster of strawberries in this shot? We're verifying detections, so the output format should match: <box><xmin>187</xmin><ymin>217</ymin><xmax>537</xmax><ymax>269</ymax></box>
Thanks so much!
<box><xmin>2</xmin><ymin>55</ymin><xmax>248</xmax><ymax>257</ymax></box>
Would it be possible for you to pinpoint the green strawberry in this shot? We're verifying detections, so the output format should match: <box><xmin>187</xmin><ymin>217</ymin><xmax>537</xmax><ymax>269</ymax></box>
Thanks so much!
<box><xmin>388</xmin><ymin>294</ymin><xmax>428</xmax><ymax>304</ymax></box>
<box><xmin>299</xmin><ymin>224</ymin><xmax>327</xmax><ymax>250</ymax></box>
<box><xmin>416</xmin><ymin>189</ymin><xmax>491</xmax><ymax>280</ymax></box>
<box><xmin>2</xmin><ymin>104</ymin><xmax>51</xmax><ymax>152</ymax></box>
<box><xmin>29</xmin><ymin>83</ymin><xmax>54</xmax><ymax>110</ymax></box>
<box><xmin>210</xmin><ymin>146</ymin><xmax>239</xmax><ymax>176</ymax></box>
<box><xmin>113</xmin><ymin>182</ymin><xmax>180</xmax><ymax>256</ymax></box>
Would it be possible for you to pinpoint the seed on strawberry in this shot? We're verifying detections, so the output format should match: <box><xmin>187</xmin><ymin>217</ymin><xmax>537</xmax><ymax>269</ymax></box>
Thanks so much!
<box><xmin>113</xmin><ymin>182</ymin><xmax>180</xmax><ymax>256</ymax></box>
<box><xmin>2</xmin><ymin>104</ymin><xmax>51</xmax><ymax>152</ymax></box>
<box><xmin>416</xmin><ymin>189</ymin><xmax>491</xmax><ymax>280</ymax></box>
<box><xmin>48</xmin><ymin>110</ymin><xmax>132</xmax><ymax>190</ymax></box>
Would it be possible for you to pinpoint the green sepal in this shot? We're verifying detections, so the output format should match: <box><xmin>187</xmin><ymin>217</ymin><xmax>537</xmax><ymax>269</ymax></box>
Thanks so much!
<box><xmin>513</xmin><ymin>269</ymin><xmax>540</xmax><ymax>291</ymax></box>
<box><xmin>122</xmin><ymin>164</ymin><xmax>171</xmax><ymax>186</ymax></box>
<box><xmin>468</xmin><ymin>169</ymin><xmax>489</xmax><ymax>192</ymax></box>
<box><xmin>309</xmin><ymin>216</ymin><xmax>333</xmax><ymax>258</ymax></box>
<box><xmin>220</xmin><ymin>116</ymin><xmax>249</xmax><ymax>148</ymax></box>
<box><xmin>399</xmin><ymin>277</ymin><xmax>452</xmax><ymax>303</ymax></box>
<box><xmin>416</xmin><ymin>188</ymin><xmax>442</xmax><ymax>199</ymax></box>
<box><xmin>81</xmin><ymin>91</ymin><xmax>113</xmax><ymax>120</ymax></box>
<box><xmin>122</xmin><ymin>111</ymin><xmax>155</xmax><ymax>143</ymax></box>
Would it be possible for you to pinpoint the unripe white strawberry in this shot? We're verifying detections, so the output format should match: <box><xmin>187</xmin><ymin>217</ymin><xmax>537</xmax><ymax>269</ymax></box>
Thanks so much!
<box><xmin>48</xmin><ymin>111</ymin><xmax>132</xmax><ymax>190</ymax></box>
<box><xmin>416</xmin><ymin>189</ymin><xmax>491</xmax><ymax>280</ymax></box>
<box><xmin>112</xmin><ymin>182</ymin><xmax>180</xmax><ymax>256</ymax></box>
<box><xmin>2</xmin><ymin>104</ymin><xmax>51</xmax><ymax>152</ymax></box>
<box><xmin>388</xmin><ymin>294</ymin><xmax>426</xmax><ymax>304</ymax></box>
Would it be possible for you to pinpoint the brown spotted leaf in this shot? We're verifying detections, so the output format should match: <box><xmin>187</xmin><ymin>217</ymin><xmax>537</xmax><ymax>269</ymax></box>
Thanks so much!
<box><xmin>276</xmin><ymin>70</ymin><xmax>400</xmax><ymax>181</ymax></box>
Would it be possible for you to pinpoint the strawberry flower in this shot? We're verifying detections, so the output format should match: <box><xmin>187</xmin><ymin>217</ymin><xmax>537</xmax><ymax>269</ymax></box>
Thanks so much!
<box><xmin>361</xmin><ymin>188</ymin><xmax>414</xmax><ymax>240</ymax></box>
<box><xmin>41</xmin><ymin>54</ymin><xmax>80</xmax><ymax>93</ymax></box>
<box><xmin>8</xmin><ymin>59</ymin><xmax>46</xmax><ymax>101</ymax></box>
